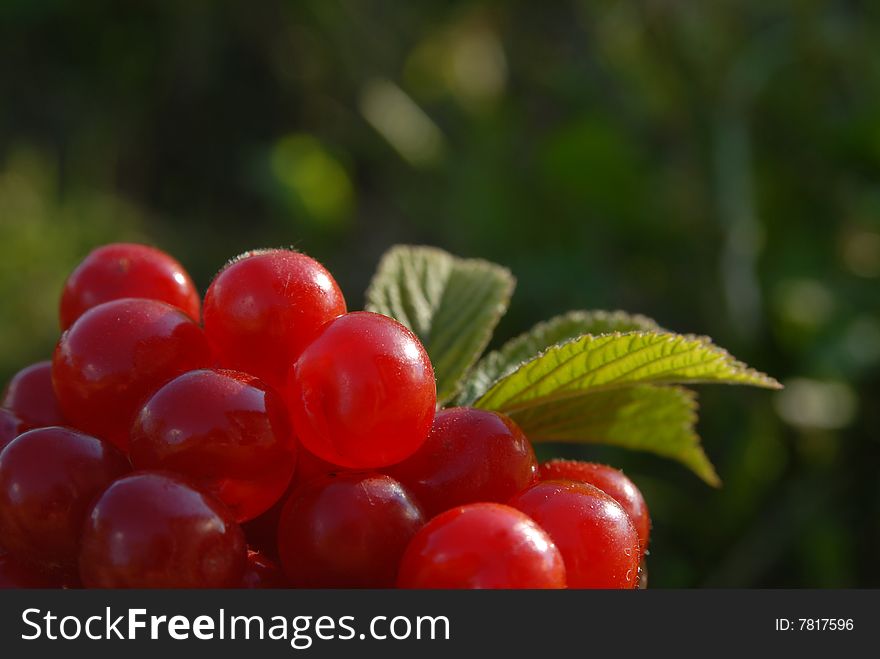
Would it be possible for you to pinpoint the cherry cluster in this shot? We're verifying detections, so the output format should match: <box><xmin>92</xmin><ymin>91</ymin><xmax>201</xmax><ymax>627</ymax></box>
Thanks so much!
<box><xmin>0</xmin><ymin>243</ymin><xmax>650</xmax><ymax>589</ymax></box>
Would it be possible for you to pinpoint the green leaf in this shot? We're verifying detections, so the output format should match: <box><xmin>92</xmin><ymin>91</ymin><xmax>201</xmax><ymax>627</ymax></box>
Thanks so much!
<box><xmin>456</xmin><ymin>310</ymin><xmax>661</xmax><ymax>405</ymax></box>
<box><xmin>365</xmin><ymin>245</ymin><xmax>515</xmax><ymax>403</ymax></box>
<box><xmin>475</xmin><ymin>331</ymin><xmax>781</xmax><ymax>413</ymax></box>
<box><xmin>472</xmin><ymin>330</ymin><xmax>779</xmax><ymax>483</ymax></box>
<box><xmin>508</xmin><ymin>385</ymin><xmax>720</xmax><ymax>486</ymax></box>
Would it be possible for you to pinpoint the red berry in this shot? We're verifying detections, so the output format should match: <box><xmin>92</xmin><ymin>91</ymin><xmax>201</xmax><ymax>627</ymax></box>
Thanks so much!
<box><xmin>539</xmin><ymin>459</ymin><xmax>651</xmax><ymax>552</ymax></box>
<box><xmin>0</xmin><ymin>408</ymin><xmax>27</xmax><ymax>453</ymax></box>
<box><xmin>2</xmin><ymin>361</ymin><xmax>65</xmax><ymax>428</ymax></box>
<box><xmin>509</xmin><ymin>480</ymin><xmax>640</xmax><ymax>589</ymax></box>
<box><xmin>52</xmin><ymin>298</ymin><xmax>212</xmax><ymax>450</ymax></box>
<box><xmin>0</xmin><ymin>551</ymin><xmax>58</xmax><ymax>589</ymax></box>
<box><xmin>396</xmin><ymin>503</ymin><xmax>566</xmax><ymax>589</ymax></box>
<box><xmin>203</xmin><ymin>249</ymin><xmax>346</xmax><ymax>390</ymax></box>
<box><xmin>79</xmin><ymin>472</ymin><xmax>246</xmax><ymax>588</ymax></box>
<box><xmin>241</xmin><ymin>549</ymin><xmax>287</xmax><ymax>589</ymax></box>
<box><xmin>60</xmin><ymin>243</ymin><xmax>201</xmax><ymax>330</ymax></box>
<box><xmin>130</xmin><ymin>369</ymin><xmax>297</xmax><ymax>522</ymax></box>
<box><xmin>0</xmin><ymin>427</ymin><xmax>130</xmax><ymax>574</ymax></box>
<box><xmin>277</xmin><ymin>472</ymin><xmax>425</xmax><ymax>588</ymax></box>
<box><xmin>287</xmin><ymin>312</ymin><xmax>436</xmax><ymax>469</ymax></box>
<box><xmin>387</xmin><ymin>407</ymin><xmax>537</xmax><ymax>517</ymax></box>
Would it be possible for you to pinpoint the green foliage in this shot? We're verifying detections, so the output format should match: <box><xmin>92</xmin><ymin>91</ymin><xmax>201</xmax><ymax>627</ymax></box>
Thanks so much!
<box><xmin>368</xmin><ymin>245</ymin><xmax>779</xmax><ymax>484</ymax></box>
<box><xmin>507</xmin><ymin>385</ymin><xmax>718</xmax><ymax>487</ymax></box>
<box><xmin>456</xmin><ymin>310</ymin><xmax>661</xmax><ymax>406</ymax></box>
<box><xmin>473</xmin><ymin>331</ymin><xmax>781</xmax><ymax>412</ymax></box>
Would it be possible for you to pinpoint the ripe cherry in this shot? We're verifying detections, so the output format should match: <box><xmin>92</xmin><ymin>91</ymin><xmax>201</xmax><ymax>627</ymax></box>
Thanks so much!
<box><xmin>130</xmin><ymin>369</ymin><xmax>297</xmax><ymax>522</ymax></box>
<box><xmin>241</xmin><ymin>550</ymin><xmax>287</xmax><ymax>589</ymax></box>
<box><xmin>60</xmin><ymin>243</ymin><xmax>201</xmax><ymax>330</ymax></box>
<box><xmin>539</xmin><ymin>459</ymin><xmax>651</xmax><ymax>553</ymax></box>
<box><xmin>387</xmin><ymin>407</ymin><xmax>538</xmax><ymax>517</ymax></box>
<box><xmin>0</xmin><ymin>408</ymin><xmax>27</xmax><ymax>453</ymax></box>
<box><xmin>52</xmin><ymin>298</ymin><xmax>212</xmax><ymax>450</ymax></box>
<box><xmin>2</xmin><ymin>361</ymin><xmax>65</xmax><ymax>428</ymax></box>
<box><xmin>203</xmin><ymin>249</ymin><xmax>346</xmax><ymax>391</ymax></box>
<box><xmin>0</xmin><ymin>427</ymin><xmax>130</xmax><ymax>575</ymax></box>
<box><xmin>277</xmin><ymin>472</ymin><xmax>425</xmax><ymax>588</ymax></box>
<box><xmin>79</xmin><ymin>472</ymin><xmax>246</xmax><ymax>588</ymax></box>
<box><xmin>396</xmin><ymin>503</ymin><xmax>566</xmax><ymax>589</ymax></box>
<box><xmin>287</xmin><ymin>312</ymin><xmax>436</xmax><ymax>469</ymax></box>
<box><xmin>509</xmin><ymin>480</ymin><xmax>640</xmax><ymax>589</ymax></box>
<box><xmin>0</xmin><ymin>551</ymin><xmax>58</xmax><ymax>589</ymax></box>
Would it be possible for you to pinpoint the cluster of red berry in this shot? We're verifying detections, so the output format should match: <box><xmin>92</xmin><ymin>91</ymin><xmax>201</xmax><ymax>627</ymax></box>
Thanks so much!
<box><xmin>0</xmin><ymin>243</ymin><xmax>650</xmax><ymax>589</ymax></box>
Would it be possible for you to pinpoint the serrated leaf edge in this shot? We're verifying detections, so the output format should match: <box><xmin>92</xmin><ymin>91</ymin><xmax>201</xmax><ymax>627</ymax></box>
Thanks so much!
<box><xmin>475</xmin><ymin>330</ymin><xmax>782</xmax><ymax>414</ymax></box>
<box><xmin>454</xmin><ymin>308</ymin><xmax>662</xmax><ymax>406</ymax></box>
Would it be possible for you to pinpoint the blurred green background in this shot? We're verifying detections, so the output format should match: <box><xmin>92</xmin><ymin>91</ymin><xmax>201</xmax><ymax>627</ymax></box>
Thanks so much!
<box><xmin>1</xmin><ymin>1</ymin><xmax>878</xmax><ymax>587</ymax></box>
